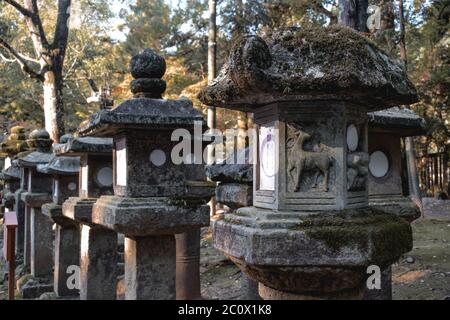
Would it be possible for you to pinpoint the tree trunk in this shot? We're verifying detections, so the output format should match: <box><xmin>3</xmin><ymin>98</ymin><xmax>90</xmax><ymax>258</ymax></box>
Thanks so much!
<box><xmin>398</xmin><ymin>0</ymin><xmax>407</xmax><ymax>65</ymax></box>
<box><xmin>373</xmin><ymin>0</ymin><xmax>396</xmax><ymax>54</ymax></box>
<box><xmin>406</xmin><ymin>137</ymin><xmax>422</xmax><ymax>209</ymax></box>
<box><xmin>338</xmin><ymin>0</ymin><xmax>368</xmax><ymax>32</ymax></box>
<box><xmin>207</xmin><ymin>0</ymin><xmax>217</xmax><ymax>144</ymax></box>
<box><xmin>399</xmin><ymin>0</ymin><xmax>422</xmax><ymax>210</ymax></box>
<box><xmin>207</xmin><ymin>0</ymin><xmax>217</xmax><ymax>215</ymax></box>
<box><xmin>42</xmin><ymin>67</ymin><xmax>65</xmax><ymax>143</ymax></box>
<box><xmin>22</xmin><ymin>0</ymin><xmax>70</xmax><ymax>143</ymax></box>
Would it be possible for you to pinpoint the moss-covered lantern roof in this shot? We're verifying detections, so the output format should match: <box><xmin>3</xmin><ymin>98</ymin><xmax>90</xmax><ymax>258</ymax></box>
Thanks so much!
<box><xmin>198</xmin><ymin>26</ymin><xmax>418</xmax><ymax>111</ymax></box>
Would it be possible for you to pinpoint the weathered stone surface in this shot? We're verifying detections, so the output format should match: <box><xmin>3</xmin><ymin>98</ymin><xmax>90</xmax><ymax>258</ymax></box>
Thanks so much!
<box><xmin>14</xmin><ymin>189</ymin><xmax>29</xmax><ymax>264</ymax></box>
<box><xmin>368</xmin><ymin>128</ymin><xmax>421</xmax><ymax>223</ymax></box>
<box><xmin>92</xmin><ymin>196</ymin><xmax>210</xmax><ymax>236</ymax></box>
<box><xmin>78</xmin><ymin>98</ymin><xmax>204</xmax><ymax>137</ymax></box>
<box><xmin>241</xmin><ymin>275</ymin><xmax>261</xmax><ymax>300</ymax></box>
<box><xmin>39</xmin><ymin>292</ymin><xmax>58</xmax><ymax>300</ymax></box>
<box><xmin>30</xmin><ymin>207</ymin><xmax>53</xmax><ymax>278</ymax></box>
<box><xmin>78</xmin><ymin>154</ymin><xmax>113</xmax><ymax>198</ymax></box>
<box><xmin>130</xmin><ymin>78</ymin><xmax>166</xmax><ymax>96</ymax></box>
<box><xmin>77</xmin><ymin>49</ymin><xmax>205</xmax><ymax>136</ymax></box>
<box><xmin>368</xmin><ymin>107</ymin><xmax>426</xmax><ymax>136</ymax></box>
<box><xmin>21</xmin><ymin>192</ymin><xmax>53</xmax><ymax>208</ymax></box>
<box><xmin>370</xmin><ymin>200</ymin><xmax>421</xmax><ymax>223</ymax></box>
<box><xmin>0</xmin><ymin>125</ymin><xmax>28</xmax><ymax>156</ymax></box>
<box><xmin>75</xmin><ymin>49</ymin><xmax>214</xmax><ymax>302</ymax></box>
<box><xmin>37</xmin><ymin>156</ymin><xmax>79</xmax><ymax>175</ymax></box>
<box><xmin>21</xmin><ymin>278</ymin><xmax>53</xmax><ymax>299</ymax></box>
<box><xmin>213</xmin><ymin>207</ymin><xmax>412</xmax><ymax>268</ymax></box>
<box><xmin>206</xmin><ymin>149</ymin><xmax>252</xmax><ymax>184</ymax></box>
<box><xmin>198</xmin><ymin>26</ymin><xmax>418</xmax><ymax>110</ymax></box>
<box><xmin>3</xmin><ymin>191</ymin><xmax>15</xmax><ymax>210</ymax></box>
<box><xmin>130</xmin><ymin>48</ymin><xmax>166</xmax><ymax>79</ymax></box>
<box><xmin>0</xmin><ymin>162</ymin><xmax>20</xmax><ymax>180</ymax></box>
<box><xmin>62</xmin><ymin>197</ymin><xmax>97</xmax><ymax>223</ymax></box>
<box><xmin>125</xmin><ymin>235</ymin><xmax>175</xmax><ymax>300</ymax></box>
<box><xmin>216</xmin><ymin>183</ymin><xmax>252</xmax><ymax>209</ymax></box>
<box><xmin>53</xmin><ymin>136</ymin><xmax>113</xmax><ymax>155</ymax></box>
<box><xmin>175</xmin><ymin>229</ymin><xmax>201</xmax><ymax>300</ymax></box>
<box><xmin>54</xmin><ymin>224</ymin><xmax>80</xmax><ymax>297</ymax></box>
<box><xmin>42</xmin><ymin>203</ymin><xmax>77</xmax><ymax>227</ymax></box>
<box><xmin>17</xmin><ymin>151</ymin><xmax>54</xmax><ymax>168</ymax></box>
<box><xmin>80</xmin><ymin>224</ymin><xmax>118</xmax><ymax>300</ymax></box>
<box><xmin>258</xmin><ymin>281</ymin><xmax>365</xmax><ymax>300</ymax></box>
<box><xmin>59</xmin><ymin>133</ymin><xmax>74</xmax><ymax>144</ymax></box>
<box><xmin>13</xmin><ymin>189</ymin><xmax>25</xmax><ymax>256</ymax></box>
<box><xmin>26</xmin><ymin>129</ymin><xmax>53</xmax><ymax>152</ymax></box>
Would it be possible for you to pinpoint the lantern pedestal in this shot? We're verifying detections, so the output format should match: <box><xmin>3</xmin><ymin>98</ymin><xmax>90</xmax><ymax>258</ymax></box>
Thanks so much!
<box><xmin>39</xmin><ymin>154</ymin><xmax>80</xmax><ymax>297</ymax></box>
<box><xmin>21</xmin><ymin>193</ymin><xmax>53</xmax><ymax>278</ymax></box>
<box><xmin>92</xmin><ymin>196</ymin><xmax>209</xmax><ymax>300</ymax></box>
<box><xmin>213</xmin><ymin>207</ymin><xmax>412</xmax><ymax>300</ymax></box>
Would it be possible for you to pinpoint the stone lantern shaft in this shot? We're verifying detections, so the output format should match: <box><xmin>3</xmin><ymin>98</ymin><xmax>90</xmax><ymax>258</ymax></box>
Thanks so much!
<box><xmin>18</xmin><ymin>130</ymin><xmax>54</xmax><ymax>279</ymax></box>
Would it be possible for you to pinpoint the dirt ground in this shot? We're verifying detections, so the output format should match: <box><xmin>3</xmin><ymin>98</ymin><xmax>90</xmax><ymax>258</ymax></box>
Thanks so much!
<box><xmin>1</xmin><ymin>217</ymin><xmax>449</xmax><ymax>300</ymax></box>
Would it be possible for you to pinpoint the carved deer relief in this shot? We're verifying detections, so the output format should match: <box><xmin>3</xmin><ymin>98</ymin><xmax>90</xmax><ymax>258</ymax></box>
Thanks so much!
<box><xmin>287</xmin><ymin>124</ymin><xmax>332</xmax><ymax>192</ymax></box>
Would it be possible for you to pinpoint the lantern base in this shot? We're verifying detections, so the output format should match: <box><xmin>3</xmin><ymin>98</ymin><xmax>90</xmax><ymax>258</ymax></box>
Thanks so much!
<box><xmin>213</xmin><ymin>206</ymin><xmax>412</xmax><ymax>300</ymax></box>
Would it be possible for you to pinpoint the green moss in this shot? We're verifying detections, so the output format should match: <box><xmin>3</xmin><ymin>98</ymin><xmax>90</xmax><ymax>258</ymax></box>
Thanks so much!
<box><xmin>266</xmin><ymin>25</ymin><xmax>390</xmax><ymax>91</ymax></box>
<box><xmin>289</xmin><ymin>207</ymin><xmax>412</xmax><ymax>265</ymax></box>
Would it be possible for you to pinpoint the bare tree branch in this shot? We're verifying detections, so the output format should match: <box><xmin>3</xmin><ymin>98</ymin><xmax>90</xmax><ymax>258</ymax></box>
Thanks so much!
<box><xmin>23</xmin><ymin>0</ymin><xmax>50</xmax><ymax>56</ymax></box>
<box><xmin>0</xmin><ymin>37</ymin><xmax>44</xmax><ymax>81</ymax></box>
<box><xmin>310</xmin><ymin>0</ymin><xmax>337</xmax><ymax>21</ymax></box>
<box><xmin>3</xmin><ymin>0</ymin><xmax>32</xmax><ymax>17</ymax></box>
<box><xmin>0</xmin><ymin>52</ymin><xmax>16</xmax><ymax>62</ymax></box>
<box><xmin>63</xmin><ymin>43</ymin><xmax>87</xmax><ymax>81</ymax></box>
<box><xmin>17</xmin><ymin>52</ymin><xmax>40</xmax><ymax>64</ymax></box>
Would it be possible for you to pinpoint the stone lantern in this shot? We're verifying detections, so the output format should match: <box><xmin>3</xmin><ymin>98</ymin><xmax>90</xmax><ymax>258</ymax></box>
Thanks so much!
<box><xmin>368</xmin><ymin>107</ymin><xmax>426</xmax><ymax>222</ymax></box>
<box><xmin>55</xmin><ymin>135</ymin><xmax>118</xmax><ymax>300</ymax></box>
<box><xmin>78</xmin><ymin>49</ymin><xmax>214</xmax><ymax>300</ymax></box>
<box><xmin>361</xmin><ymin>108</ymin><xmax>426</xmax><ymax>300</ymax></box>
<box><xmin>0</xmin><ymin>162</ymin><xmax>21</xmax><ymax>212</ymax></box>
<box><xmin>0</xmin><ymin>126</ymin><xmax>29</xmax><ymax>170</ymax></box>
<box><xmin>206</xmin><ymin>148</ymin><xmax>259</xmax><ymax>299</ymax></box>
<box><xmin>199</xmin><ymin>26</ymin><xmax>418</xmax><ymax>299</ymax></box>
<box><xmin>18</xmin><ymin>129</ymin><xmax>54</xmax><ymax>278</ymax></box>
<box><xmin>0</xmin><ymin>126</ymin><xmax>29</xmax><ymax>256</ymax></box>
<box><xmin>39</xmin><ymin>155</ymin><xmax>80</xmax><ymax>297</ymax></box>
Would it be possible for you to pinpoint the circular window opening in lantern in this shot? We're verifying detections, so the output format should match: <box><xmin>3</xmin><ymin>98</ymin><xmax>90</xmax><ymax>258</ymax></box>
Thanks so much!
<box><xmin>369</xmin><ymin>151</ymin><xmax>390</xmax><ymax>178</ymax></box>
<box><xmin>68</xmin><ymin>182</ymin><xmax>77</xmax><ymax>191</ymax></box>
<box><xmin>95</xmin><ymin>166</ymin><xmax>113</xmax><ymax>187</ymax></box>
<box><xmin>346</xmin><ymin>124</ymin><xmax>359</xmax><ymax>152</ymax></box>
<box><xmin>150</xmin><ymin>149</ymin><xmax>166</xmax><ymax>167</ymax></box>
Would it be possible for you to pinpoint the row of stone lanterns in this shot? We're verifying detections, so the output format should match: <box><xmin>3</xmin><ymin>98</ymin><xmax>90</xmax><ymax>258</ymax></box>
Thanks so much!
<box><xmin>0</xmin><ymin>49</ymin><xmax>214</xmax><ymax>300</ymax></box>
<box><xmin>1</xmin><ymin>26</ymin><xmax>423</xmax><ymax>299</ymax></box>
<box><xmin>55</xmin><ymin>135</ymin><xmax>119</xmax><ymax>300</ymax></box>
